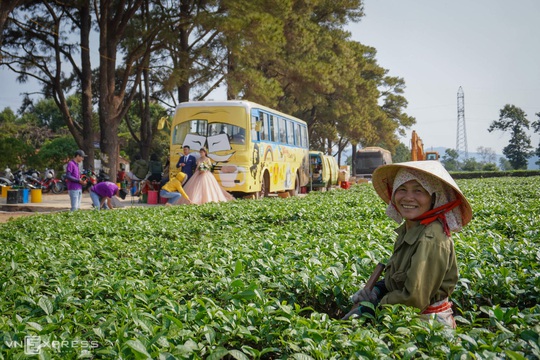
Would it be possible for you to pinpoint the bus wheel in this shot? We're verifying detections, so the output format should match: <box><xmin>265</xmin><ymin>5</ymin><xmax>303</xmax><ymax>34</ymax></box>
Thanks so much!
<box><xmin>257</xmin><ymin>171</ymin><xmax>270</xmax><ymax>199</ymax></box>
<box><xmin>288</xmin><ymin>171</ymin><xmax>301</xmax><ymax>197</ymax></box>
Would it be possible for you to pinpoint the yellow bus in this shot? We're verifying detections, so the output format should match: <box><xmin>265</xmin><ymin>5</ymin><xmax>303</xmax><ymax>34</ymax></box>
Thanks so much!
<box><xmin>169</xmin><ymin>100</ymin><xmax>310</xmax><ymax>197</ymax></box>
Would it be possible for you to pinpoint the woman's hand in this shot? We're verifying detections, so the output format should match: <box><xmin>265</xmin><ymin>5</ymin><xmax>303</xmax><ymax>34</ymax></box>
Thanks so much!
<box><xmin>351</xmin><ymin>287</ymin><xmax>379</xmax><ymax>304</ymax></box>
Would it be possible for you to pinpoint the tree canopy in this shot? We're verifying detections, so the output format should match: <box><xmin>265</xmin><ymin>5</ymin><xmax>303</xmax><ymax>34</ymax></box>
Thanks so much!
<box><xmin>1</xmin><ymin>0</ymin><xmax>416</xmax><ymax>178</ymax></box>
<box><xmin>488</xmin><ymin>104</ymin><xmax>533</xmax><ymax>170</ymax></box>
<box><xmin>533</xmin><ymin>112</ymin><xmax>540</xmax><ymax>167</ymax></box>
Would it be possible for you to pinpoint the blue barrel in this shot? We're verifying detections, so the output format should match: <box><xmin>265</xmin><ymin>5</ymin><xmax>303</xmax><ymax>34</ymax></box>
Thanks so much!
<box><xmin>20</xmin><ymin>188</ymin><xmax>30</xmax><ymax>203</ymax></box>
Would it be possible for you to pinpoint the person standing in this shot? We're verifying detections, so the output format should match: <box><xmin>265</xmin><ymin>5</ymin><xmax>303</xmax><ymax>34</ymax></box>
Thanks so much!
<box><xmin>89</xmin><ymin>181</ymin><xmax>127</xmax><ymax>210</ymax></box>
<box><xmin>65</xmin><ymin>149</ymin><xmax>87</xmax><ymax>211</ymax></box>
<box><xmin>346</xmin><ymin>161</ymin><xmax>472</xmax><ymax>328</ymax></box>
<box><xmin>176</xmin><ymin>145</ymin><xmax>197</xmax><ymax>181</ymax></box>
<box><xmin>159</xmin><ymin>172</ymin><xmax>192</xmax><ymax>206</ymax></box>
<box><xmin>127</xmin><ymin>154</ymin><xmax>149</xmax><ymax>193</ymax></box>
<box><xmin>148</xmin><ymin>153</ymin><xmax>163</xmax><ymax>182</ymax></box>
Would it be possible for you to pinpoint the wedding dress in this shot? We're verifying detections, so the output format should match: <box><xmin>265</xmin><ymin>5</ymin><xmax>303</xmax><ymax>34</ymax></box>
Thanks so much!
<box><xmin>178</xmin><ymin>157</ymin><xmax>234</xmax><ymax>204</ymax></box>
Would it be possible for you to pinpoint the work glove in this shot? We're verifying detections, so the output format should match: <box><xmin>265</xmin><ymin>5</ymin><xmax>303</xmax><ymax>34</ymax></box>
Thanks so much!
<box><xmin>351</xmin><ymin>286</ymin><xmax>380</xmax><ymax>305</ymax></box>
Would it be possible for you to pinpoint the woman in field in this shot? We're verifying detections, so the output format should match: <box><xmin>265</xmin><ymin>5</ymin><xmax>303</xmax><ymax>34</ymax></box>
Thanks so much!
<box><xmin>348</xmin><ymin>161</ymin><xmax>472</xmax><ymax>328</ymax></box>
<box><xmin>177</xmin><ymin>147</ymin><xmax>234</xmax><ymax>205</ymax></box>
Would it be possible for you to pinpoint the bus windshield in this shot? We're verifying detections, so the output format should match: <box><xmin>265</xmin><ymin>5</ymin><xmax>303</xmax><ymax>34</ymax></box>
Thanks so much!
<box><xmin>172</xmin><ymin>120</ymin><xmax>246</xmax><ymax>146</ymax></box>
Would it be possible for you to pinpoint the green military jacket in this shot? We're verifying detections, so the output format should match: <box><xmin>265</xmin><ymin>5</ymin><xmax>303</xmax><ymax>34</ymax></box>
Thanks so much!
<box><xmin>380</xmin><ymin>221</ymin><xmax>458</xmax><ymax>312</ymax></box>
<box><xmin>132</xmin><ymin>159</ymin><xmax>149</xmax><ymax>180</ymax></box>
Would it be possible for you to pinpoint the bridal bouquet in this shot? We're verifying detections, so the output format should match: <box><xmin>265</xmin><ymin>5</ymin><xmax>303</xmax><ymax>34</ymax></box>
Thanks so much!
<box><xmin>198</xmin><ymin>161</ymin><xmax>212</xmax><ymax>172</ymax></box>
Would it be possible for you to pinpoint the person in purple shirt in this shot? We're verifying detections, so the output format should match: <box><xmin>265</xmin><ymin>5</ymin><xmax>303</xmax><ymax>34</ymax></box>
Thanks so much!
<box><xmin>65</xmin><ymin>149</ymin><xmax>88</xmax><ymax>211</ymax></box>
<box><xmin>89</xmin><ymin>181</ymin><xmax>127</xmax><ymax>210</ymax></box>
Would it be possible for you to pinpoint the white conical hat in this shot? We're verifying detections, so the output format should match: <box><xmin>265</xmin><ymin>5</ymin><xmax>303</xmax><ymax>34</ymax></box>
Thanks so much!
<box><xmin>372</xmin><ymin>160</ymin><xmax>472</xmax><ymax>227</ymax></box>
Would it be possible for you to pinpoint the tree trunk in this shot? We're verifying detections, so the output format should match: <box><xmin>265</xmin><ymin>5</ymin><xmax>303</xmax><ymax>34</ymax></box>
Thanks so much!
<box><xmin>98</xmin><ymin>1</ymin><xmax>119</xmax><ymax>182</ymax></box>
<box><xmin>100</xmin><ymin>119</ymin><xmax>120</xmax><ymax>183</ymax></box>
<box><xmin>80</xmin><ymin>0</ymin><xmax>94</xmax><ymax>170</ymax></box>
<box><xmin>177</xmin><ymin>16</ymin><xmax>191</xmax><ymax>103</ymax></box>
<box><xmin>97</xmin><ymin>0</ymin><xmax>145</xmax><ymax>181</ymax></box>
<box><xmin>351</xmin><ymin>143</ymin><xmax>357</xmax><ymax>175</ymax></box>
<box><xmin>141</xmin><ymin>66</ymin><xmax>152</xmax><ymax>159</ymax></box>
<box><xmin>139</xmin><ymin>0</ymin><xmax>153</xmax><ymax>159</ymax></box>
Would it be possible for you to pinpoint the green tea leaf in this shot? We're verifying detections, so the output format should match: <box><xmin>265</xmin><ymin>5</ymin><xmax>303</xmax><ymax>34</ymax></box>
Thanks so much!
<box><xmin>126</xmin><ymin>339</ymin><xmax>151</xmax><ymax>358</ymax></box>
<box><xmin>233</xmin><ymin>260</ymin><xmax>244</xmax><ymax>277</ymax></box>
<box><xmin>38</xmin><ymin>296</ymin><xmax>53</xmax><ymax>315</ymax></box>
<box><xmin>228</xmin><ymin>349</ymin><xmax>249</xmax><ymax>360</ymax></box>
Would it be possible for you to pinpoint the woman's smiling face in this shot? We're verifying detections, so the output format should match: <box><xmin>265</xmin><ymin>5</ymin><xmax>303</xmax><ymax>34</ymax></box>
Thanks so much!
<box><xmin>393</xmin><ymin>180</ymin><xmax>432</xmax><ymax>223</ymax></box>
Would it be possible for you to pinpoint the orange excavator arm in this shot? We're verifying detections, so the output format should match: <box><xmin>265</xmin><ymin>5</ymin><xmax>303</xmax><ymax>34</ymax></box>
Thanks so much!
<box><xmin>411</xmin><ymin>130</ymin><xmax>425</xmax><ymax>161</ymax></box>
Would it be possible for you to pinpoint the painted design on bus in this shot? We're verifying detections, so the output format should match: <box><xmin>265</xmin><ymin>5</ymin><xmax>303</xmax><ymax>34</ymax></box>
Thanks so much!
<box><xmin>183</xmin><ymin>133</ymin><xmax>236</xmax><ymax>163</ymax></box>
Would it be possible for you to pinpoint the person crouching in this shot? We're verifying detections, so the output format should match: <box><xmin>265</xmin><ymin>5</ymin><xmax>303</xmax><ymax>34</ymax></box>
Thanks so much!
<box><xmin>159</xmin><ymin>172</ymin><xmax>192</xmax><ymax>206</ymax></box>
<box><xmin>89</xmin><ymin>181</ymin><xmax>128</xmax><ymax>210</ymax></box>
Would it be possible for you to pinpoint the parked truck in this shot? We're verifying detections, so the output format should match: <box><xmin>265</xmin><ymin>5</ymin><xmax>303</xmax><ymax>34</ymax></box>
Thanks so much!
<box><xmin>354</xmin><ymin>147</ymin><xmax>392</xmax><ymax>179</ymax></box>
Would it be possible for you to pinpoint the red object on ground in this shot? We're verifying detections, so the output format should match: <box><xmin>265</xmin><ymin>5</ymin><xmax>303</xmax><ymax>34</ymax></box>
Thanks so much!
<box><xmin>147</xmin><ymin>190</ymin><xmax>158</xmax><ymax>204</ymax></box>
<box><xmin>340</xmin><ymin>181</ymin><xmax>351</xmax><ymax>189</ymax></box>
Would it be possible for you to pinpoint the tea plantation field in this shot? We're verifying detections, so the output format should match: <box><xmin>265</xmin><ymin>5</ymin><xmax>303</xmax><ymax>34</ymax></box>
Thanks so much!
<box><xmin>1</xmin><ymin>176</ymin><xmax>539</xmax><ymax>359</ymax></box>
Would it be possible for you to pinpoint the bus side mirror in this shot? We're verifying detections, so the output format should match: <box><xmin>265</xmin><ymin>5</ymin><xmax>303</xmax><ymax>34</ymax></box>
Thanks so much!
<box><xmin>255</xmin><ymin>121</ymin><xmax>262</xmax><ymax>132</ymax></box>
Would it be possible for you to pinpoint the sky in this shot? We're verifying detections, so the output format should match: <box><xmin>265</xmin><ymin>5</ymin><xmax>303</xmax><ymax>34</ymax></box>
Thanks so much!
<box><xmin>346</xmin><ymin>0</ymin><xmax>540</xmax><ymax>156</ymax></box>
<box><xmin>1</xmin><ymin>0</ymin><xmax>539</xmax><ymax>158</ymax></box>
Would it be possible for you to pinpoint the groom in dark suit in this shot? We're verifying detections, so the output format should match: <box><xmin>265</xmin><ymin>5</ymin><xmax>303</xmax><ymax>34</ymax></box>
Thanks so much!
<box><xmin>176</xmin><ymin>145</ymin><xmax>197</xmax><ymax>181</ymax></box>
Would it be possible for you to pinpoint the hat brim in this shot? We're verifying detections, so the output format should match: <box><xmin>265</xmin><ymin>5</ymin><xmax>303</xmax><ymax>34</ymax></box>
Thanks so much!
<box><xmin>372</xmin><ymin>161</ymin><xmax>472</xmax><ymax>227</ymax></box>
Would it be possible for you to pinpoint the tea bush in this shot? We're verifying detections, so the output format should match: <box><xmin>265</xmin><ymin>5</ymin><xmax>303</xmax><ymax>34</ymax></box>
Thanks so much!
<box><xmin>1</xmin><ymin>177</ymin><xmax>539</xmax><ymax>358</ymax></box>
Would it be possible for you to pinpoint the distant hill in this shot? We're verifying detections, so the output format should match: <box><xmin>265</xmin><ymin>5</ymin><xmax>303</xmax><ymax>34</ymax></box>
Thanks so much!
<box><xmin>429</xmin><ymin>147</ymin><xmax>539</xmax><ymax>170</ymax></box>
<box><xmin>342</xmin><ymin>146</ymin><xmax>540</xmax><ymax>170</ymax></box>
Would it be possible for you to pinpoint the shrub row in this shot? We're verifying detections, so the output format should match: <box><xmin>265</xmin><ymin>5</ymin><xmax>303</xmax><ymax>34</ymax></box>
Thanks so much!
<box><xmin>0</xmin><ymin>176</ymin><xmax>539</xmax><ymax>358</ymax></box>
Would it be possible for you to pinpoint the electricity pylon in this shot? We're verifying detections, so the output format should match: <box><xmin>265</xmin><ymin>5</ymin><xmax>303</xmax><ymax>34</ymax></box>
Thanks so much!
<box><xmin>456</xmin><ymin>86</ymin><xmax>468</xmax><ymax>159</ymax></box>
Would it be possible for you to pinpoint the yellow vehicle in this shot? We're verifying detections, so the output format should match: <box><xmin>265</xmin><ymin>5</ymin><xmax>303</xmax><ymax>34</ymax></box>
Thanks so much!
<box><xmin>411</xmin><ymin>130</ymin><xmax>440</xmax><ymax>161</ymax></box>
<box><xmin>309</xmin><ymin>151</ymin><xmax>339</xmax><ymax>190</ymax></box>
<box><xmin>169</xmin><ymin>100</ymin><xmax>310</xmax><ymax>197</ymax></box>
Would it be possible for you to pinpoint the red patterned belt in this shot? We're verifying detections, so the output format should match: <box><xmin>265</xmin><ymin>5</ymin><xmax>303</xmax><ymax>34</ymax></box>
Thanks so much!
<box><xmin>422</xmin><ymin>298</ymin><xmax>452</xmax><ymax>314</ymax></box>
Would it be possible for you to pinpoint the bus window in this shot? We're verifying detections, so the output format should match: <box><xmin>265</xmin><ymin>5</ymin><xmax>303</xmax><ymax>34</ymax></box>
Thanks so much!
<box><xmin>301</xmin><ymin>125</ymin><xmax>308</xmax><ymax>148</ymax></box>
<box><xmin>172</xmin><ymin>120</ymin><xmax>207</xmax><ymax>145</ymax></box>
<box><xmin>208</xmin><ymin>122</ymin><xmax>246</xmax><ymax>145</ymax></box>
<box><xmin>209</xmin><ymin>123</ymin><xmax>227</xmax><ymax>136</ymax></box>
<box><xmin>260</xmin><ymin>113</ymin><xmax>269</xmax><ymax>141</ymax></box>
<box><xmin>278</xmin><ymin>117</ymin><xmax>287</xmax><ymax>143</ymax></box>
<box><xmin>251</xmin><ymin>112</ymin><xmax>260</xmax><ymax>141</ymax></box>
<box><xmin>287</xmin><ymin>120</ymin><xmax>294</xmax><ymax>145</ymax></box>
<box><xmin>294</xmin><ymin>124</ymin><xmax>302</xmax><ymax>146</ymax></box>
<box><xmin>269</xmin><ymin>114</ymin><xmax>278</xmax><ymax>142</ymax></box>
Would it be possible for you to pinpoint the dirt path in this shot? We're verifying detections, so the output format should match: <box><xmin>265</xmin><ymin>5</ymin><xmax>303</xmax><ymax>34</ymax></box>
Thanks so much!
<box><xmin>0</xmin><ymin>212</ymin><xmax>37</xmax><ymax>223</ymax></box>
